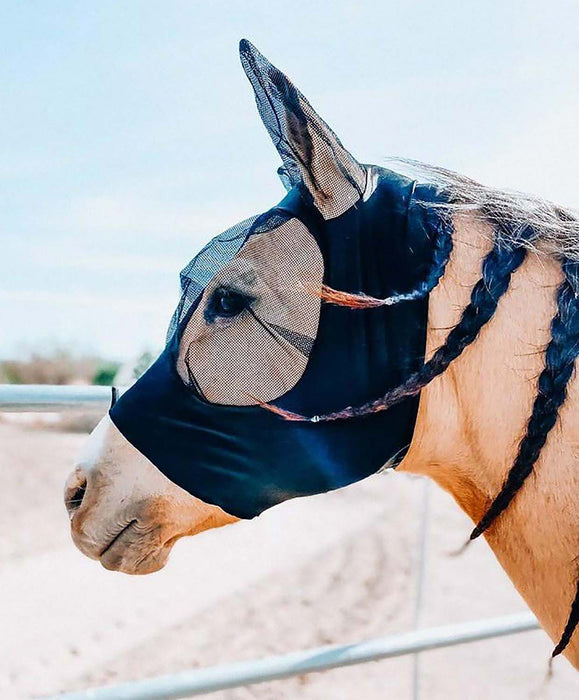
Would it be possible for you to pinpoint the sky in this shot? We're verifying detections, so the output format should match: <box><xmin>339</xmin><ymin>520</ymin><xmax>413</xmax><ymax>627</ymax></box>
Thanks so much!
<box><xmin>2</xmin><ymin>1</ymin><xmax>579</xmax><ymax>360</ymax></box>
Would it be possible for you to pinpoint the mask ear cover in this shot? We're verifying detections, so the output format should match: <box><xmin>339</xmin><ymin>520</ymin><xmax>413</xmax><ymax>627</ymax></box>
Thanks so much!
<box><xmin>239</xmin><ymin>39</ymin><xmax>366</xmax><ymax>220</ymax></box>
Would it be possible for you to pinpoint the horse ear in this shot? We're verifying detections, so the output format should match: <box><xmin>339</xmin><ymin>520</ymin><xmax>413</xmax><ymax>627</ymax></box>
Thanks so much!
<box><xmin>239</xmin><ymin>39</ymin><xmax>366</xmax><ymax>219</ymax></box>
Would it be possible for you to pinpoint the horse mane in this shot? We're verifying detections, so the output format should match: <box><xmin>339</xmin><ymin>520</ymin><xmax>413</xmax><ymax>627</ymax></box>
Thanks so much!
<box><xmin>266</xmin><ymin>160</ymin><xmax>579</xmax><ymax>657</ymax></box>
<box><xmin>388</xmin><ymin>157</ymin><xmax>579</xmax><ymax>259</ymax></box>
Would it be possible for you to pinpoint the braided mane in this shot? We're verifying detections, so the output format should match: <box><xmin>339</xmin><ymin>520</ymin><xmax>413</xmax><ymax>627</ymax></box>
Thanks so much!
<box><xmin>267</xmin><ymin>161</ymin><xmax>579</xmax><ymax>658</ymax></box>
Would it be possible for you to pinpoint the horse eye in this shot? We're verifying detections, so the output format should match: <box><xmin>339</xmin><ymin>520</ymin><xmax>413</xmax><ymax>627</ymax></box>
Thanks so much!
<box><xmin>205</xmin><ymin>287</ymin><xmax>251</xmax><ymax>323</ymax></box>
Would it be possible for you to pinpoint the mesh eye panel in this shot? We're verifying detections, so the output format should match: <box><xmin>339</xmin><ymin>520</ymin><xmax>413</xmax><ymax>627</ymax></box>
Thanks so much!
<box><xmin>176</xmin><ymin>217</ymin><xmax>324</xmax><ymax>406</ymax></box>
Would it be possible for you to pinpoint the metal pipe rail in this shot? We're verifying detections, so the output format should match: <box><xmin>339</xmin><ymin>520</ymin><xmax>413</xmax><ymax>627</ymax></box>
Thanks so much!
<box><xmin>51</xmin><ymin>613</ymin><xmax>539</xmax><ymax>700</ymax></box>
<box><xmin>1</xmin><ymin>386</ymin><xmax>541</xmax><ymax>699</ymax></box>
<box><xmin>0</xmin><ymin>384</ymin><xmax>125</xmax><ymax>412</ymax></box>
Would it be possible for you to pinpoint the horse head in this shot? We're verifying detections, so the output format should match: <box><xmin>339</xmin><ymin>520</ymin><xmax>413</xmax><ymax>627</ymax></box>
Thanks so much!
<box><xmin>64</xmin><ymin>40</ymin><xmax>443</xmax><ymax>574</ymax></box>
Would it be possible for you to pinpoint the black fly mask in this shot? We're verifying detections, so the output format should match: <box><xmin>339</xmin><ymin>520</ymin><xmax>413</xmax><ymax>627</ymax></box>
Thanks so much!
<box><xmin>110</xmin><ymin>40</ymin><xmax>449</xmax><ymax>519</ymax></box>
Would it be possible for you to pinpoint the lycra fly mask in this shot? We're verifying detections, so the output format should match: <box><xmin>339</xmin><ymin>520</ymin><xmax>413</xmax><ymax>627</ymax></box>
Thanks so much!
<box><xmin>110</xmin><ymin>40</ymin><xmax>449</xmax><ymax>519</ymax></box>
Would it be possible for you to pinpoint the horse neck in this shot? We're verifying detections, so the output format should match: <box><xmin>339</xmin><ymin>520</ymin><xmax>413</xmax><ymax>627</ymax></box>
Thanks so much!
<box><xmin>399</xmin><ymin>213</ymin><xmax>579</xmax><ymax>667</ymax></box>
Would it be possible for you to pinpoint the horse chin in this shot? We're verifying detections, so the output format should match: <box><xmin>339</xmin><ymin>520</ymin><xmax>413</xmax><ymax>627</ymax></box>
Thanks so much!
<box><xmin>99</xmin><ymin>535</ymin><xmax>174</xmax><ymax>575</ymax></box>
<box><xmin>70</xmin><ymin>505</ymin><xmax>178</xmax><ymax>575</ymax></box>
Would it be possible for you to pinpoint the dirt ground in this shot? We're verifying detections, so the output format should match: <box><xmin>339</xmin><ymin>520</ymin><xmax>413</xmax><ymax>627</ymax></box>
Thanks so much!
<box><xmin>1</xmin><ymin>420</ymin><xmax>578</xmax><ymax>699</ymax></box>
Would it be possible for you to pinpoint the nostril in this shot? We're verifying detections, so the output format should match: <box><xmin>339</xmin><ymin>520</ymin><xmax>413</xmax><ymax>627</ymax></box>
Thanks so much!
<box><xmin>69</xmin><ymin>483</ymin><xmax>87</xmax><ymax>510</ymax></box>
<box><xmin>64</xmin><ymin>468</ymin><xmax>88</xmax><ymax>518</ymax></box>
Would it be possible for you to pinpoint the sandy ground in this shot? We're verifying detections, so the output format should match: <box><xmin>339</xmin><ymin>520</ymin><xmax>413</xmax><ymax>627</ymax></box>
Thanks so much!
<box><xmin>1</xmin><ymin>420</ymin><xmax>578</xmax><ymax>699</ymax></box>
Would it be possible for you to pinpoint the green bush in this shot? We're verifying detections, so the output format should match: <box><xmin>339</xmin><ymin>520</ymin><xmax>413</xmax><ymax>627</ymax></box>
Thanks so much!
<box><xmin>92</xmin><ymin>361</ymin><xmax>121</xmax><ymax>386</ymax></box>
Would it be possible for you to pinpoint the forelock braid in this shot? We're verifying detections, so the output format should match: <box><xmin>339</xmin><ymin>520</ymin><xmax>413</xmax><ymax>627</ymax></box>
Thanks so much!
<box><xmin>319</xmin><ymin>210</ymin><xmax>453</xmax><ymax>309</ymax></box>
<box><xmin>469</xmin><ymin>259</ymin><xmax>579</xmax><ymax>657</ymax></box>
<box><xmin>267</xmin><ymin>226</ymin><xmax>530</xmax><ymax>422</ymax></box>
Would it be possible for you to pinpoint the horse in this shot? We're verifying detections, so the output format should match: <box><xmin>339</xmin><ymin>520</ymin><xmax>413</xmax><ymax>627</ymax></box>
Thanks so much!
<box><xmin>64</xmin><ymin>40</ymin><xmax>579</xmax><ymax>668</ymax></box>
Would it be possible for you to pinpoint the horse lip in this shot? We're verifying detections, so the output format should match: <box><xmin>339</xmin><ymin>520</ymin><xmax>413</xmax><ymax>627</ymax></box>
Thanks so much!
<box><xmin>99</xmin><ymin>520</ymin><xmax>137</xmax><ymax>558</ymax></box>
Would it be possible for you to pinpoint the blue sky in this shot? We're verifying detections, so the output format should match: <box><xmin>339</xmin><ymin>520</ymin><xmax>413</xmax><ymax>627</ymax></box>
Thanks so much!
<box><xmin>2</xmin><ymin>1</ymin><xmax>579</xmax><ymax>360</ymax></box>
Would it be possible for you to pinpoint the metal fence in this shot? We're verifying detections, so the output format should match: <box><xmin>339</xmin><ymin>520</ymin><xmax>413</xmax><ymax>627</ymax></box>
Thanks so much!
<box><xmin>0</xmin><ymin>383</ymin><xmax>122</xmax><ymax>412</ymax></box>
<box><xmin>52</xmin><ymin>614</ymin><xmax>539</xmax><ymax>700</ymax></box>
<box><xmin>0</xmin><ymin>384</ymin><xmax>541</xmax><ymax>700</ymax></box>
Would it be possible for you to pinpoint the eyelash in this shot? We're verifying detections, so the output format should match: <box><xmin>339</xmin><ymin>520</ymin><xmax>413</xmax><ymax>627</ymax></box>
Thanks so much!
<box><xmin>204</xmin><ymin>286</ymin><xmax>254</xmax><ymax>324</ymax></box>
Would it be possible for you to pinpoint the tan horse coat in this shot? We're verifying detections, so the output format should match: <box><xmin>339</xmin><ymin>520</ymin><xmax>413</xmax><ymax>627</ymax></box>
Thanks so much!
<box><xmin>401</xmin><ymin>213</ymin><xmax>579</xmax><ymax>667</ymax></box>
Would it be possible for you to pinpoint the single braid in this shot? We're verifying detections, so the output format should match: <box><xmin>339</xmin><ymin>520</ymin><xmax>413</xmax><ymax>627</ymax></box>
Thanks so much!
<box><xmin>320</xmin><ymin>213</ymin><xmax>453</xmax><ymax>308</ymax></box>
<box><xmin>266</xmin><ymin>230</ymin><xmax>529</xmax><ymax>422</ymax></box>
<box><xmin>411</xmin><ymin>212</ymin><xmax>455</xmax><ymax>299</ymax></box>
